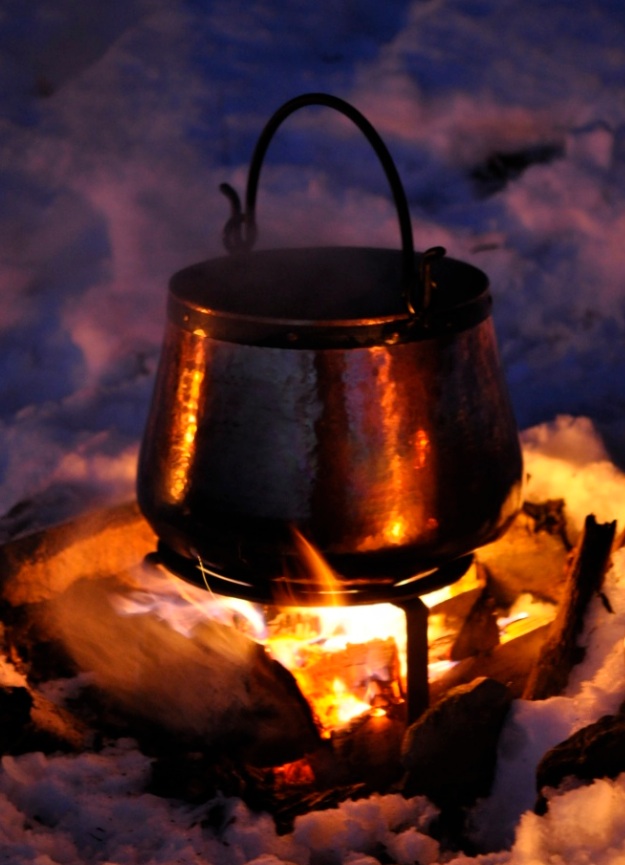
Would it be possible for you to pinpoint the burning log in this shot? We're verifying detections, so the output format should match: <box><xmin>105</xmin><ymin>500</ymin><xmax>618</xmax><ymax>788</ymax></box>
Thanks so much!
<box><xmin>523</xmin><ymin>514</ymin><xmax>616</xmax><ymax>701</ymax></box>
<box><xmin>0</xmin><ymin>495</ymin><xmax>593</xmax><ymax>818</ymax></box>
<box><xmin>42</xmin><ymin>577</ymin><xmax>323</xmax><ymax>766</ymax></box>
<box><xmin>314</xmin><ymin>709</ymin><xmax>406</xmax><ymax>791</ymax></box>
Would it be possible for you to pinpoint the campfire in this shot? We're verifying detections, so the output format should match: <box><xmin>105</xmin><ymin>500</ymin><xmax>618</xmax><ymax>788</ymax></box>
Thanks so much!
<box><xmin>2</xmin><ymin>88</ymin><xmax>625</xmax><ymax>861</ymax></box>
<box><xmin>1</xmin><ymin>415</ymin><xmax>623</xmax><ymax>865</ymax></box>
<box><xmin>2</xmin><ymin>416</ymin><xmax>623</xmax><ymax>863</ymax></box>
<box><xmin>2</xmin><ymin>72</ymin><xmax>625</xmax><ymax>859</ymax></box>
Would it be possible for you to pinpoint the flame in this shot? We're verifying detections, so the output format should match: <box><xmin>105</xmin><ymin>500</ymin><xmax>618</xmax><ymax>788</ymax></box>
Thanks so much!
<box><xmin>289</xmin><ymin>527</ymin><xmax>342</xmax><ymax>604</ymax></box>
<box><xmin>326</xmin><ymin>678</ymin><xmax>373</xmax><ymax>726</ymax></box>
<box><xmin>112</xmin><ymin>567</ymin><xmax>267</xmax><ymax>642</ymax></box>
<box><xmin>112</xmin><ymin>540</ymin><xmax>554</xmax><ymax>737</ymax></box>
<box><xmin>264</xmin><ymin>602</ymin><xmax>405</xmax><ymax>734</ymax></box>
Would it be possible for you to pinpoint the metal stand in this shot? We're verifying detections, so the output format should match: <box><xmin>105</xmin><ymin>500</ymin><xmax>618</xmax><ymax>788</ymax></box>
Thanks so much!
<box><xmin>394</xmin><ymin>597</ymin><xmax>430</xmax><ymax>725</ymax></box>
<box><xmin>149</xmin><ymin>543</ymin><xmax>474</xmax><ymax>727</ymax></box>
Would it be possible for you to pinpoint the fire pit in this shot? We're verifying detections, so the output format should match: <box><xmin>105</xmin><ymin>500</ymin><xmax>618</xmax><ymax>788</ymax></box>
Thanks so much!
<box><xmin>1</xmin><ymin>421</ymin><xmax>622</xmax><ymax>864</ymax></box>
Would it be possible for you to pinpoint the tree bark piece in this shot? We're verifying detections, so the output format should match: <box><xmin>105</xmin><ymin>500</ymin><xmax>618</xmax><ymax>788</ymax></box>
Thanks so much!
<box><xmin>476</xmin><ymin>503</ymin><xmax>571</xmax><ymax>606</ymax></box>
<box><xmin>535</xmin><ymin>712</ymin><xmax>625</xmax><ymax>814</ymax></box>
<box><xmin>449</xmin><ymin>587</ymin><xmax>500</xmax><ymax>661</ymax></box>
<box><xmin>0</xmin><ymin>501</ymin><xmax>155</xmax><ymax>606</ymax></box>
<box><xmin>523</xmin><ymin>514</ymin><xmax>616</xmax><ymax>701</ymax></box>
<box><xmin>431</xmin><ymin>622</ymin><xmax>552</xmax><ymax>703</ymax></box>
<box><xmin>401</xmin><ymin>677</ymin><xmax>512</xmax><ymax>809</ymax></box>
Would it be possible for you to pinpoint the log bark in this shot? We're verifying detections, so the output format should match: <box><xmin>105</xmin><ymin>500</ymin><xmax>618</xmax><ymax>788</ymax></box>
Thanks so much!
<box><xmin>523</xmin><ymin>514</ymin><xmax>616</xmax><ymax>701</ymax></box>
<box><xmin>476</xmin><ymin>503</ymin><xmax>571</xmax><ymax>606</ymax></box>
<box><xmin>535</xmin><ymin>712</ymin><xmax>625</xmax><ymax>814</ymax></box>
<box><xmin>401</xmin><ymin>677</ymin><xmax>512</xmax><ymax>809</ymax></box>
<box><xmin>430</xmin><ymin>622</ymin><xmax>551</xmax><ymax>703</ymax></box>
<box><xmin>0</xmin><ymin>501</ymin><xmax>155</xmax><ymax>606</ymax></box>
<box><xmin>449</xmin><ymin>587</ymin><xmax>500</xmax><ymax>661</ymax></box>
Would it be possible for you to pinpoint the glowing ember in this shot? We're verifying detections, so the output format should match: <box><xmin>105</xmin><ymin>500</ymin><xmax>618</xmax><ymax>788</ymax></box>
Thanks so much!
<box><xmin>273</xmin><ymin>758</ymin><xmax>316</xmax><ymax>787</ymax></box>
<box><xmin>320</xmin><ymin>678</ymin><xmax>373</xmax><ymax>728</ymax></box>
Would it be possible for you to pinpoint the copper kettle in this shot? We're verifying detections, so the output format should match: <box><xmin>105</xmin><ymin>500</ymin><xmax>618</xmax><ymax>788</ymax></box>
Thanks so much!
<box><xmin>137</xmin><ymin>93</ymin><xmax>523</xmax><ymax>602</ymax></box>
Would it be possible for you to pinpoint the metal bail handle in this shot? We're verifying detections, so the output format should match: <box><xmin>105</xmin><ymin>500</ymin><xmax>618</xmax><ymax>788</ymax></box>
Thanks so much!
<box><xmin>219</xmin><ymin>92</ymin><xmax>445</xmax><ymax>317</ymax></box>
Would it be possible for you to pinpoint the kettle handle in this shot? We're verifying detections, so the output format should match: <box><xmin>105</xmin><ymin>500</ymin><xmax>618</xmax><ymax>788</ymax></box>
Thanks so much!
<box><xmin>219</xmin><ymin>92</ymin><xmax>444</xmax><ymax>316</ymax></box>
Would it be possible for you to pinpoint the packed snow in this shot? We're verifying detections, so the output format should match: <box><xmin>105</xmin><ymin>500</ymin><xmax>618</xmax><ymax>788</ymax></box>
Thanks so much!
<box><xmin>2</xmin><ymin>0</ymin><xmax>625</xmax><ymax>862</ymax></box>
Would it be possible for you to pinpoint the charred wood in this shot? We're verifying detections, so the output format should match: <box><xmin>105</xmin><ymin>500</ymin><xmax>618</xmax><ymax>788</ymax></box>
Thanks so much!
<box><xmin>523</xmin><ymin>514</ymin><xmax>616</xmax><ymax>701</ymax></box>
<box><xmin>522</xmin><ymin>499</ymin><xmax>571</xmax><ymax>550</ymax></box>
<box><xmin>535</xmin><ymin>712</ymin><xmax>625</xmax><ymax>814</ymax></box>
<box><xmin>449</xmin><ymin>584</ymin><xmax>499</xmax><ymax>661</ymax></box>
<box><xmin>401</xmin><ymin>677</ymin><xmax>512</xmax><ymax>810</ymax></box>
<box><xmin>313</xmin><ymin>709</ymin><xmax>405</xmax><ymax>791</ymax></box>
<box><xmin>0</xmin><ymin>686</ymin><xmax>32</xmax><ymax>753</ymax></box>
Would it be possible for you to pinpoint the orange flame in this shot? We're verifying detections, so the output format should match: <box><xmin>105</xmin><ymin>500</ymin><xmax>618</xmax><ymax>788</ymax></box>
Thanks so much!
<box><xmin>289</xmin><ymin>526</ymin><xmax>343</xmax><ymax>605</ymax></box>
<box><xmin>117</xmin><ymin>533</ymin><xmax>554</xmax><ymax>738</ymax></box>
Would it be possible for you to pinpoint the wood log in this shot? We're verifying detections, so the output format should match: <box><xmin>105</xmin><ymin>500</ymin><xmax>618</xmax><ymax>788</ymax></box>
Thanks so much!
<box><xmin>0</xmin><ymin>501</ymin><xmax>155</xmax><ymax>606</ymax></box>
<box><xmin>43</xmin><ymin>576</ymin><xmax>323</xmax><ymax>765</ymax></box>
<box><xmin>449</xmin><ymin>586</ymin><xmax>500</xmax><ymax>661</ymax></box>
<box><xmin>401</xmin><ymin>677</ymin><xmax>512</xmax><ymax>809</ymax></box>
<box><xmin>476</xmin><ymin>503</ymin><xmax>571</xmax><ymax>606</ymax></box>
<box><xmin>312</xmin><ymin>710</ymin><xmax>406</xmax><ymax>792</ymax></box>
<box><xmin>614</xmin><ymin>523</ymin><xmax>625</xmax><ymax>550</ymax></box>
<box><xmin>430</xmin><ymin>622</ymin><xmax>552</xmax><ymax>703</ymax></box>
<box><xmin>523</xmin><ymin>514</ymin><xmax>616</xmax><ymax>701</ymax></box>
<box><xmin>535</xmin><ymin>712</ymin><xmax>625</xmax><ymax>814</ymax></box>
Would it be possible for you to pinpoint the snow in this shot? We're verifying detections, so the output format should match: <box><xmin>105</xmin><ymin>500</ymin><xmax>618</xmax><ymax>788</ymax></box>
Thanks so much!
<box><xmin>2</xmin><ymin>0</ymin><xmax>625</xmax><ymax>862</ymax></box>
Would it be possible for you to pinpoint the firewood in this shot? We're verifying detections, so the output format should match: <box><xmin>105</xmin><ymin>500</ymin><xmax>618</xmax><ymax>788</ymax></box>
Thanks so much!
<box><xmin>0</xmin><ymin>686</ymin><xmax>32</xmax><ymax>753</ymax></box>
<box><xmin>476</xmin><ymin>503</ymin><xmax>571</xmax><ymax>606</ymax></box>
<box><xmin>401</xmin><ymin>677</ymin><xmax>512</xmax><ymax>809</ymax></box>
<box><xmin>286</xmin><ymin>637</ymin><xmax>401</xmax><ymax>712</ymax></box>
<box><xmin>614</xmin><ymin>523</ymin><xmax>625</xmax><ymax>550</ymax></box>
<box><xmin>535</xmin><ymin>712</ymin><xmax>625</xmax><ymax>814</ymax></box>
<box><xmin>321</xmin><ymin>710</ymin><xmax>405</xmax><ymax>791</ymax></box>
<box><xmin>523</xmin><ymin>514</ymin><xmax>616</xmax><ymax>701</ymax></box>
<box><xmin>0</xmin><ymin>501</ymin><xmax>155</xmax><ymax>606</ymax></box>
<box><xmin>17</xmin><ymin>575</ymin><xmax>323</xmax><ymax>766</ymax></box>
<box><xmin>430</xmin><ymin>622</ymin><xmax>552</xmax><ymax>702</ymax></box>
<box><xmin>522</xmin><ymin>499</ymin><xmax>571</xmax><ymax>550</ymax></box>
<box><xmin>449</xmin><ymin>587</ymin><xmax>499</xmax><ymax>661</ymax></box>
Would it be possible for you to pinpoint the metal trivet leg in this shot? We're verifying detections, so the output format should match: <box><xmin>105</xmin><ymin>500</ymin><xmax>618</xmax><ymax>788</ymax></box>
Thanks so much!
<box><xmin>395</xmin><ymin>596</ymin><xmax>430</xmax><ymax>725</ymax></box>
